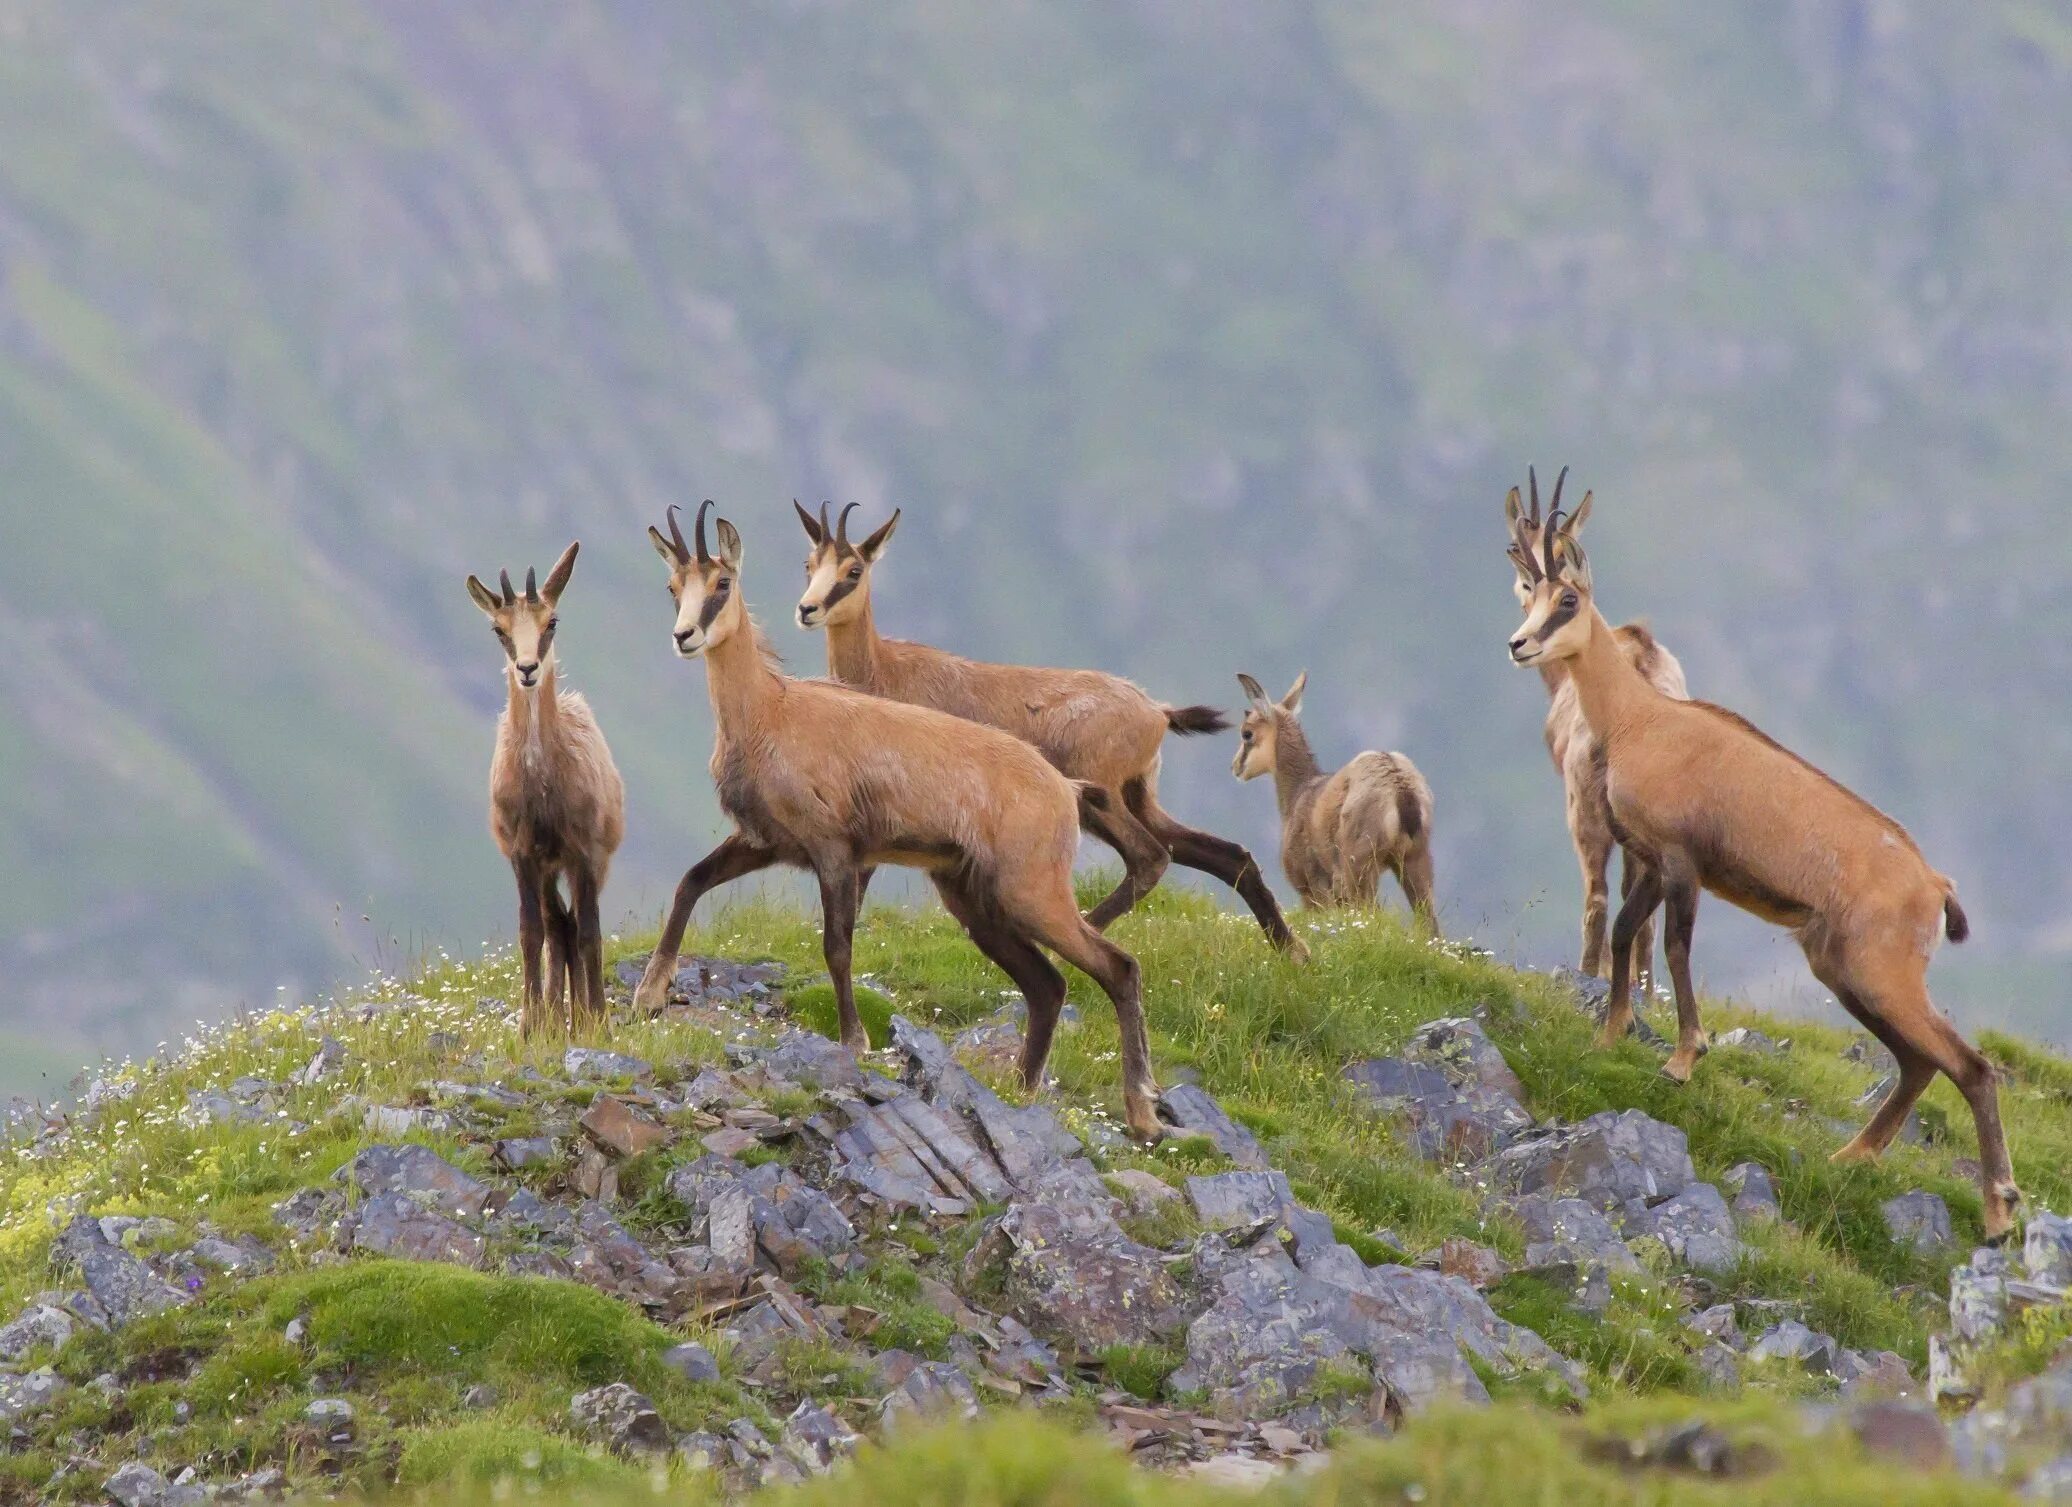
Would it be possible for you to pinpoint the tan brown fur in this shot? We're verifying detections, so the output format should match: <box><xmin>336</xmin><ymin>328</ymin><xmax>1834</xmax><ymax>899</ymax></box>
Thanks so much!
<box><xmin>1507</xmin><ymin>484</ymin><xmax>2018</xmax><ymax>1241</ymax></box>
<box><xmin>793</xmin><ymin>503</ymin><xmax>1302</xmax><ymax>957</ymax></box>
<box><xmin>638</xmin><ymin>503</ymin><xmax>1165</xmax><ymax>1139</ymax></box>
<box><xmin>466</xmin><ymin>544</ymin><xmax>625</xmax><ymax>1039</ymax></box>
<box><xmin>1233</xmin><ymin>672</ymin><xmax>1438</xmax><ymax>930</ymax></box>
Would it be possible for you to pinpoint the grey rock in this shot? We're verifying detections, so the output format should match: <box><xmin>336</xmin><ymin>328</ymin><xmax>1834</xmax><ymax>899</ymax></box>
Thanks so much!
<box><xmin>570</xmin><ymin>1382</ymin><xmax>673</xmax><ymax>1456</ymax></box>
<box><xmin>1685</xmin><ymin>1303</ymin><xmax>1739</xmax><ymax>1345</ymax></box>
<box><xmin>878</xmin><ymin>1360</ymin><xmax>980</xmax><ymax>1431</ymax></box>
<box><xmin>492</xmin><ymin>1136</ymin><xmax>560</xmax><ymax>1171</ymax></box>
<box><xmin>1108</xmin><ymin>1169</ymin><xmax>1183</xmax><ymax>1214</ymax></box>
<box><xmin>51</xmin><ymin>1217</ymin><xmax>188</xmax><ymax>1324</ymax></box>
<box><xmin>184</xmin><ymin>1089</ymin><xmax>266</xmax><ymax>1127</ymax></box>
<box><xmin>664</xmin><ymin>1157</ymin><xmax>857</xmax><ymax>1278</ymax></box>
<box><xmin>273</xmin><ymin>1187</ymin><xmax>343</xmax><ymax>1243</ymax></box>
<box><xmin>1341</xmin><ymin>1056</ymin><xmax>1531</xmax><ymax>1163</ymax></box>
<box><xmin>305</xmin><ymin>1397</ymin><xmax>356</xmax><ymax>1442</ymax></box>
<box><xmin>1484</xmin><ymin>1110</ymin><xmax>1695</xmax><ymax>1210</ymax></box>
<box><xmin>663</xmin><ymin>1342</ymin><xmax>721</xmax><ymax>1383</ymax></box>
<box><xmin>1950</xmin><ymin>1246</ymin><xmax>2013</xmax><ymax>1344</ymax></box>
<box><xmin>564</xmin><ymin>1047</ymin><xmax>653</xmax><ymax>1082</ymax></box>
<box><xmin>341</xmin><ymin>1192</ymin><xmax>484</xmax><ymax>1267</ymax></box>
<box><xmin>299</xmin><ymin>1035</ymin><xmax>349</xmax><ymax>1085</ymax></box>
<box><xmin>362</xmin><ymin>1104</ymin><xmax>461</xmax><ymax>1138</ymax></box>
<box><xmin>1404</xmin><ymin>1015</ymin><xmax>1528</xmax><ymax>1104</ymax></box>
<box><xmin>2026</xmin><ymin>1214</ymin><xmax>2072</xmax><ymax>1289</ymax></box>
<box><xmin>491</xmin><ymin>1186</ymin><xmax>574</xmax><ymax>1236</ymax></box>
<box><xmin>0</xmin><ymin>1366</ymin><xmax>66</xmax><ymax>1421</ymax></box>
<box><xmin>1507</xmin><ymin>1194</ymin><xmax>1638</xmax><ymax>1272</ymax></box>
<box><xmin>0</xmin><ymin>1303</ymin><xmax>73</xmax><ymax>1361</ymax></box>
<box><xmin>566</xmin><ymin>1203</ymin><xmax>679</xmax><ymax>1305</ymax></box>
<box><xmin>1746</xmin><ymin>1320</ymin><xmax>1840</xmax><ymax>1376</ymax></box>
<box><xmin>1694</xmin><ymin>1341</ymin><xmax>1741</xmax><ymax>1390</ymax></box>
<box><xmin>1722</xmin><ymin>1162</ymin><xmax>1781</xmax><ymax>1222</ymax></box>
<box><xmin>1714</xmin><ymin>1027</ymin><xmax>1781</xmax><ymax>1054</ymax></box>
<box><xmin>962</xmin><ymin>1201</ymin><xmax>1192</xmax><ymax>1354</ymax></box>
<box><xmin>463</xmin><ymin>1384</ymin><xmax>498</xmax><ymax>1409</ymax></box>
<box><xmin>781</xmin><ymin>1401</ymin><xmax>861</xmax><ymax>1473</ymax></box>
<box><xmin>105</xmin><ymin>1462</ymin><xmax>205</xmax><ymax>1507</ymax></box>
<box><xmin>1929</xmin><ymin>1333</ymin><xmax>1975</xmax><ymax>1404</ymax></box>
<box><xmin>827</xmin><ymin>1091</ymin><xmax>1010</xmax><ymax>1215</ymax></box>
<box><xmin>1630</xmin><ymin>1182</ymin><xmax>1743</xmax><ymax>1274</ymax></box>
<box><xmin>1837</xmin><ymin>1349</ymin><xmax>1915</xmax><ymax>1398</ymax></box>
<box><xmin>100</xmin><ymin>1214</ymin><xmax>179</xmax><ymax>1248</ymax></box>
<box><xmin>1850</xmin><ymin>1400</ymin><xmax>1948</xmax><ymax>1469</ymax></box>
<box><xmin>760</xmin><ymin>1030</ymin><xmax>866</xmax><ymax>1091</ymax></box>
<box><xmin>1882</xmin><ymin>1190</ymin><xmax>1956</xmax><ymax>1254</ymax></box>
<box><xmin>336</xmin><ymin>1144</ymin><xmax>490</xmax><ymax>1219</ymax></box>
<box><xmin>184</xmin><ymin>1234</ymin><xmax>273</xmax><ymax>1275</ymax></box>
<box><xmin>1157</xmin><ymin>1084</ymin><xmax>1268</xmax><ymax>1169</ymax></box>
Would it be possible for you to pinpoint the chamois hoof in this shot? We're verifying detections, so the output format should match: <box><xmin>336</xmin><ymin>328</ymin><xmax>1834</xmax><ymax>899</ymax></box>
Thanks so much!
<box><xmin>1284</xmin><ymin>935</ymin><xmax>1313</xmax><ymax>965</ymax></box>
<box><xmin>630</xmin><ymin>980</ymin><xmax>672</xmax><ymax>1017</ymax></box>
<box><xmin>1827</xmin><ymin>1142</ymin><xmax>1881</xmax><ymax>1167</ymax></box>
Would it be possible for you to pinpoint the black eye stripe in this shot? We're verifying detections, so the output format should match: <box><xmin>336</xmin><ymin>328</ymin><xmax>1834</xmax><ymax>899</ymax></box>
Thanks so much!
<box><xmin>1537</xmin><ymin>599</ymin><xmax>1581</xmax><ymax>638</ymax></box>
<box><xmin>819</xmin><ymin>576</ymin><xmax>860</xmax><ymax>611</ymax></box>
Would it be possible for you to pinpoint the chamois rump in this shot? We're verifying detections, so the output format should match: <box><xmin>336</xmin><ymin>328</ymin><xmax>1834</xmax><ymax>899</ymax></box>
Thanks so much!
<box><xmin>634</xmin><ymin>503</ymin><xmax>1165</xmax><ymax>1140</ymax></box>
<box><xmin>791</xmin><ymin>502</ymin><xmax>1304</xmax><ymax>959</ymax></box>
<box><xmin>1507</xmin><ymin>468</ymin><xmax>1690</xmax><ymax>991</ymax></box>
<box><xmin>465</xmin><ymin>543</ymin><xmax>625</xmax><ymax>1039</ymax></box>
<box><xmin>1507</xmin><ymin>488</ymin><xmax>2018</xmax><ymax>1241</ymax></box>
<box><xmin>1232</xmin><ymin>671</ymin><xmax>1438</xmax><ymax>932</ymax></box>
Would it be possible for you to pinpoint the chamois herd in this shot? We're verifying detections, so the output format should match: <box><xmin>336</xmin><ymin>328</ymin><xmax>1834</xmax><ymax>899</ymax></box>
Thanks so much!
<box><xmin>466</xmin><ymin>479</ymin><xmax>2020</xmax><ymax>1242</ymax></box>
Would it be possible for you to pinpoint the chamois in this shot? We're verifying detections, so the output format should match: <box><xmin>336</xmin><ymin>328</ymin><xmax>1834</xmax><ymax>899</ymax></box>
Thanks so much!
<box><xmin>634</xmin><ymin>503</ymin><xmax>1165</xmax><ymax>1140</ymax></box>
<box><xmin>1232</xmin><ymin>672</ymin><xmax>1438</xmax><ymax>932</ymax></box>
<box><xmin>1507</xmin><ymin>468</ymin><xmax>1690</xmax><ymax>990</ymax></box>
<box><xmin>1507</xmin><ymin>490</ymin><xmax>2019</xmax><ymax>1240</ymax></box>
<box><xmin>791</xmin><ymin>502</ymin><xmax>1304</xmax><ymax>959</ymax></box>
<box><xmin>465</xmin><ymin>543</ymin><xmax>625</xmax><ymax>1039</ymax></box>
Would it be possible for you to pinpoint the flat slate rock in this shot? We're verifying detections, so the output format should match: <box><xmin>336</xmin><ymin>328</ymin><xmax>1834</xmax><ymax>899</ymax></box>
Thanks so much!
<box><xmin>336</xmin><ymin>1144</ymin><xmax>490</xmax><ymax>1219</ymax></box>
<box><xmin>1157</xmin><ymin>1084</ymin><xmax>1268</xmax><ymax>1169</ymax></box>
<box><xmin>1484</xmin><ymin>1109</ymin><xmax>1695</xmax><ymax>1209</ymax></box>
<box><xmin>51</xmin><ymin>1218</ymin><xmax>187</xmax><ymax>1326</ymax></box>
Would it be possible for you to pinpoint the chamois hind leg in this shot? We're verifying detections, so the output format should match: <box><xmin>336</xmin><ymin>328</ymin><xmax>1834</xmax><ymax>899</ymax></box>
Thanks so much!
<box><xmin>1013</xmin><ymin>877</ymin><xmax>1160</xmax><ymax>1142</ymax></box>
<box><xmin>1399</xmin><ymin>844</ymin><xmax>1440</xmax><ymax>938</ymax></box>
<box><xmin>543</xmin><ymin>881</ymin><xmax>579</xmax><ymax>1035</ymax></box>
<box><xmin>1599</xmin><ymin>862</ymin><xmax>1663</xmax><ymax>1049</ymax></box>
<box><xmin>1080</xmin><ymin>788</ymin><xmax>1172</xmax><ymax>931</ymax></box>
<box><xmin>1570</xmin><ymin>793</ymin><xmax>1615</xmax><ymax>978</ymax></box>
<box><xmin>1830</xmin><ymin>947</ymin><xmax>2021</xmax><ymax>1242</ymax></box>
<box><xmin>1130</xmin><ymin>783</ymin><xmax>1306</xmax><ymax>960</ymax></box>
<box><xmin>932</xmin><ymin>876</ymin><xmax>1071</xmax><ymax>1088</ymax></box>
<box><xmin>634</xmin><ymin>834</ymin><xmax>778</xmax><ymax>1014</ymax></box>
<box><xmin>1657</xmin><ymin>869</ymin><xmax>1708</xmax><ymax>1083</ymax></box>
<box><xmin>572</xmin><ymin>870</ymin><xmax>610</xmax><ymax>1040</ymax></box>
<box><xmin>513</xmin><ymin>857</ymin><xmax>547</xmax><ymax>1039</ymax></box>
<box><xmin>1619</xmin><ymin>847</ymin><xmax>1658</xmax><ymax>998</ymax></box>
<box><xmin>815</xmin><ymin>862</ymin><xmax>868</xmax><ymax>1054</ymax></box>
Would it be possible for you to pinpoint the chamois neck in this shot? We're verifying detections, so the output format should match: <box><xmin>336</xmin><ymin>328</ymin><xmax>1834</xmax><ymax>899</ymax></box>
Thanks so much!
<box><xmin>704</xmin><ymin>618</ymin><xmax>781</xmax><ymax>730</ymax></box>
<box><xmin>507</xmin><ymin>662</ymin><xmax>560</xmax><ymax>734</ymax></box>
<box><xmin>1271</xmin><ymin>719</ymin><xmax>1325</xmax><ymax>818</ymax></box>
<box><xmin>1536</xmin><ymin>661</ymin><xmax>1569</xmax><ymax>699</ymax></box>
<box><xmin>825</xmin><ymin>594</ymin><xmax>882</xmax><ymax>688</ymax></box>
<box><xmin>1559</xmin><ymin>604</ymin><xmax>1656</xmax><ymax>744</ymax></box>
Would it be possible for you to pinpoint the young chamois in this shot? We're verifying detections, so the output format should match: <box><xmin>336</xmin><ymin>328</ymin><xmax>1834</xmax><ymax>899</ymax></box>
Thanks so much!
<box><xmin>1232</xmin><ymin>671</ymin><xmax>1438</xmax><ymax>932</ymax></box>
<box><xmin>1507</xmin><ymin>493</ymin><xmax>2020</xmax><ymax>1240</ymax></box>
<box><xmin>465</xmin><ymin>544</ymin><xmax>626</xmax><ymax>1039</ymax></box>
<box><xmin>634</xmin><ymin>503</ymin><xmax>1165</xmax><ymax>1140</ymax></box>
<box><xmin>1507</xmin><ymin>468</ymin><xmax>1690</xmax><ymax>991</ymax></box>
<box><xmin>791</xmin><ymin>502</ymin><xmax>1304</xmax><ymax>959</ymax></box>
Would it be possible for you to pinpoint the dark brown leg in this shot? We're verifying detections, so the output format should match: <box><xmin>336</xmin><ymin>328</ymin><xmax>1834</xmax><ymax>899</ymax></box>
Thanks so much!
<box><xmin>1134</xmin><ymin>789</ymin><xmax>1304</xmax><ymax>958</ymax></box>
<box><xmin>543</xmin><ymin>882</ymin><xmax>574</xmax><ymax>1031</ymax></box>
<box><xmin>1081</xmin><ymin>793</ymin><xmax>1172</xmax><ymax>931</ymax></box>
<box><xmin>573</xmin><ymin>872</ymin><xmax>609</xmax><ymax>1039</ymax></box>
<box><xmin>1620</xmin><ymin>847</ymin><xmax>1657</xmax><ymax>996</ymax></box>
<box><xmin>933</xmin><ymin>877</ymin><xmax>1071</xmax><ymax>1086</ymax></box>
<box><xmin>1659</xmin><ymin>874</ymin><xmax>1707</xmax><ymax>1082</ymax></box>
<box><xmin>1599</xmin><ymin>863</ymin><xmax>1662</xmax><ymax>1049</ymax></box>
<box><xmin>816</xmin><ymin>863</ymin><xmax>867</xmax><ymax>1053</ymax></box>
<box><xmin>633</xmin><ymin>835</ymin><xmax>778</xmax><ymax>1013</ymax></box>
<box><xmin>514</xmin><ymin>858</ymin><xmax>546</xmax><ymax>1039</ymax></box>
<box><xmin>1399</xmin><ymin>845</ymin><xmax>1440</xmax><ymax>937</ymax></box>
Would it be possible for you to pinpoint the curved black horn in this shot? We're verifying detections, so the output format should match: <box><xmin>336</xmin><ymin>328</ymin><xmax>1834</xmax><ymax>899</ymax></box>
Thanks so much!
<box><xmin>820</xmin><ymin>501</ymin><xmax>832</xmax><ymax>542</ymax></box>
<box><xmin>524</xmin><ymin>567</ymin><xmax>539</xmax><ymax>603</ymax></box>
<box><xmin>498</xmin><ymin>569</ymin><xmax>516</xmax><ymax>605</ymax></box>
<box><xmin>666</xmin><ymin>504</ymin><xmax>690</xmax><ymax>562</ymax></box>
<box><xmin>693</xmin><ymin>499</ymin><xmax>715</xmax><ymax>564</ymax></box>
<box><xmin>835</xmin><ymin>502</ymin><xmax>861</xmax><ymax>554</ymax></box>
<box><xmin>1542</xmin><ymin>507</ymin><xmax>1565</xmax><ymax>583</ymax></box>
<box><xmin>1527</xmin><ymin>466</ymin><xmax>1541</xmax><ymax>527</ymax></box>
<box><xmin>1549</xmin><ymin>465</ymin><xmax>1568</xmax><ymax>517</ymax></box>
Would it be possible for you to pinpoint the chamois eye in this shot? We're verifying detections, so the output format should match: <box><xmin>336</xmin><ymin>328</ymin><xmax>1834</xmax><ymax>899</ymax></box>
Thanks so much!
<box><xmin>546</xmin><ymin>617</ymin><xmax>559</xmax><ymax>632</ymax></box>
<box><xmin>1561</xmin><ymin>592</ymin><xmax>1579</xmax><ymax>610</ymax></box>
<box><xmin>847</xmin><ymin>567</ymin><xmax>863</xmax><ymax>580</ymax></box>
<box><xmin>1241</xmin><ymin>729</ymin><xmax>1253</xmax><ymax>742</ymax></box>
<box><xmin>715</xmin><ymin>578</ymin><xmax>731</xmax><ymax>593</ymax></box>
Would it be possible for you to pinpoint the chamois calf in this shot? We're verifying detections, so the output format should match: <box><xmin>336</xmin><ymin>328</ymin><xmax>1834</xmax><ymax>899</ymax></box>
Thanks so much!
<box><xmin>791</xmin><ymin>503</ymin><xmax>1304</xmax><ymax>959</ymax></box>
<box><xmin>465</xmin><ymin>544</ymin><xmax>625</xmax><ymax>1038</ymax></box>
<box><xmin>1507</xmin><ymin>489</ymin><xmax>2019</xmax><ymax>1240</ymax></box>
<box><xmin>635</xmin><ymin>503</ymin><xmax>1164</xmax><ymax>1140</ymax></box>
<box><xmin>1507</xmin><ymin>468</ymin><xmax>1690</xmax><ymax>990</ymax></box>
<box><xmin>1232</xmin><ymin>672</ymin><xmax>1438</xmax><ymax>932</ymax></box>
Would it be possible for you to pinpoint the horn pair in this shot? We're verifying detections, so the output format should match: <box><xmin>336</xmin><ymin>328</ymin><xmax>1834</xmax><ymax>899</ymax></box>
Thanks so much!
<box><xmin>666</xmin><ymin>500</ymin><xmax>722</xmax><ymax>565</ymax></box>
<box><xmin>492</xmin><ymin>569</ymin><xmax>542</xmax><ymax>604</ymax></box>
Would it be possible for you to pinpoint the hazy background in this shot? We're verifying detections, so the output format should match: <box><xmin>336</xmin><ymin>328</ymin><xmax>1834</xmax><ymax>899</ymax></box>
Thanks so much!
<box><xmin>1</xmin><ymin>0</ymin><xmax>2067</xmax><ymax>1098</ymax></box>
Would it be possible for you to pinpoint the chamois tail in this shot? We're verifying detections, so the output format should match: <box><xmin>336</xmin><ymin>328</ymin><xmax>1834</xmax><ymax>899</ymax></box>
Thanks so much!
<box><xmin>1164</xmin><ymin>704</ymin><xmax>1230</xmax><ymax>736</ymax></box>
<box><xmin>1944</xmin><ymin>886</ymin><xmax>1971</xmax><ymax>945</ymax></box>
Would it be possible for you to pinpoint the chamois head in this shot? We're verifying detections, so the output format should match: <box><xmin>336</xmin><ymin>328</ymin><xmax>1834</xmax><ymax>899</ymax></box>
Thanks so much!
<box><xmin>648</xmin><ymin>501</ymin><xmax>745</xmax><ymax>658</ymax></box>
<box><xmin>1503</xmin><ymin>465</ymin><xmax>1593</xmax><ymax>607</ymax></box>
<box><xmin>1231</xmin><ymin>671</ymin><xmax>1307</xmax><ymax>780</ymax></box>
<box><xmin>465</xmin><ymin>542</ymin><xmax>580</xmax><ymax>692</ymax></box>
<box><xmin>794</xmin><ymin>501</ymin><xmax>898</xmax><ymax>629</ymax></box>
<box><xmin>1507</xmin><ymin>475</ymin><xmax>1595</xmax><ymax>668</ymax></box>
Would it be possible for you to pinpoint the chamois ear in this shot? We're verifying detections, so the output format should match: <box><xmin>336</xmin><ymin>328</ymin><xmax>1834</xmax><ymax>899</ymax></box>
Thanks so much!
<box><xmin>858</xmin><ymin>508</ymin><xmax>900</xmax><ymax>562</ymax></box>
<box><xmin>1566</xmin><ymin>490</ymin><xmax>1592</xmax><ymax>537</ymax></box>
<box><xmin>465</xmin><ymin>575</ymin><xmax>503</xmax><ymax>615</ymax></box>
<box><xmin>647</xmin><ymin>526</ymin><xmax>680</xmax><ymax>567</ymax></box>
<box><xmin>1236</xmin><ymin>672</ymin><xmax>1271</xmax><ymax>712</ymax></box>
<box><xmin>715</xmin><ymin>517</ymin><xmax>744</xmax><ymax>569</ymax></box>
<box><xmin>1280</xmin><ymin>671</ymin><xmax>1307</xmax><ymax>715</ymax></box>
<box><xmin>541</xmin><ymin>541</ymin><xmax>580</xmax><ymax>604</ymax></box>
<box><xmin>1560</xmin><ymin>537</ymin><xmax>1593</xmax><ymax>592</ymax></box>
<box><xmin>793</xmin><ymin>499</ymin><xmax>825</xmax><ymax>545</ymax></box>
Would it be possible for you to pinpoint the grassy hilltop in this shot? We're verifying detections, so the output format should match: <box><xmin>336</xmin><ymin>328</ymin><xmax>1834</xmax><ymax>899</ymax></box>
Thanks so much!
<box><xmin>2</xmin><ymin>890</ymin><xmax>2070</xmax><ymax>1502</ymax></box>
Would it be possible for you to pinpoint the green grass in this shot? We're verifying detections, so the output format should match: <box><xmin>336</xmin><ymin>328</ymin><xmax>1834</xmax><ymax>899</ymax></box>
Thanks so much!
<box><xmin>788</xmin><ymin>982</ymin><xmax>899</xmax><ymax>1050</ymax></box>
<box><xmin>1</xmin><ymin>888</ymin><xmax>2067</xmax><ymax>1500</ymax></box>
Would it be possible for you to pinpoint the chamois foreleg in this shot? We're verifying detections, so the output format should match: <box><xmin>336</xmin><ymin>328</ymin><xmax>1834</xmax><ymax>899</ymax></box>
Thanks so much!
<box><xmin>513</xmin><ymin>857</ymin><xmax>547</xmax><ymax>1039</ymax></box>
<box><xmin>573</xmin><ymin>870</ymin><xmax>610</xmax><ymax>1040</ymax></box>
<box><xmin>933</xmin><ymin>877</ymin><xmax>1071</xmax><ymax>1088</ymax></box>
<box><xmin>543</xmin><ymin>881</ymin><xmax>576</xmax><ymax>1031</ymax></box>
<box><xmin>1569</xmin><ymin>787</ymin><xmax>1615</xmax><ymax>978</ymax></box>
<box><xmin>1132</xmin><ymin>786</ymin><xmax>1306</xmax><ymax>960</ymax></box>
<box><xmin>634</xmin><ymin>834</ymin><xmax>779</xmax><ymax>1014</ymax></box>
<box><xmin>1618</xmin><ymin>847</ymin><xmax>1658</xmax><ymax>997</ymax></box>
<box><xmin>1026</xmin><ymin>902</ymin><xmax>1159</xmax><ymax>1143</ymax></box>
<box><xmin>1599</xmin><ymin>863</ymin><xmax>1663</xmax><ymax>1049</ymax></box>
<box><xmin>1658</xmin><ymin>872</ymin><xmax>1708</xmax><ymax>1083</ymax></box>
<box><xmin>815</xmin><ymin>862</ymin><xmax>868</xmax><ymax>1054</ymax></box>
<box><xmin>1081</xmin><ymin>793</ymin><xmax>1171</xmax><ymax>931</ymax></box>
